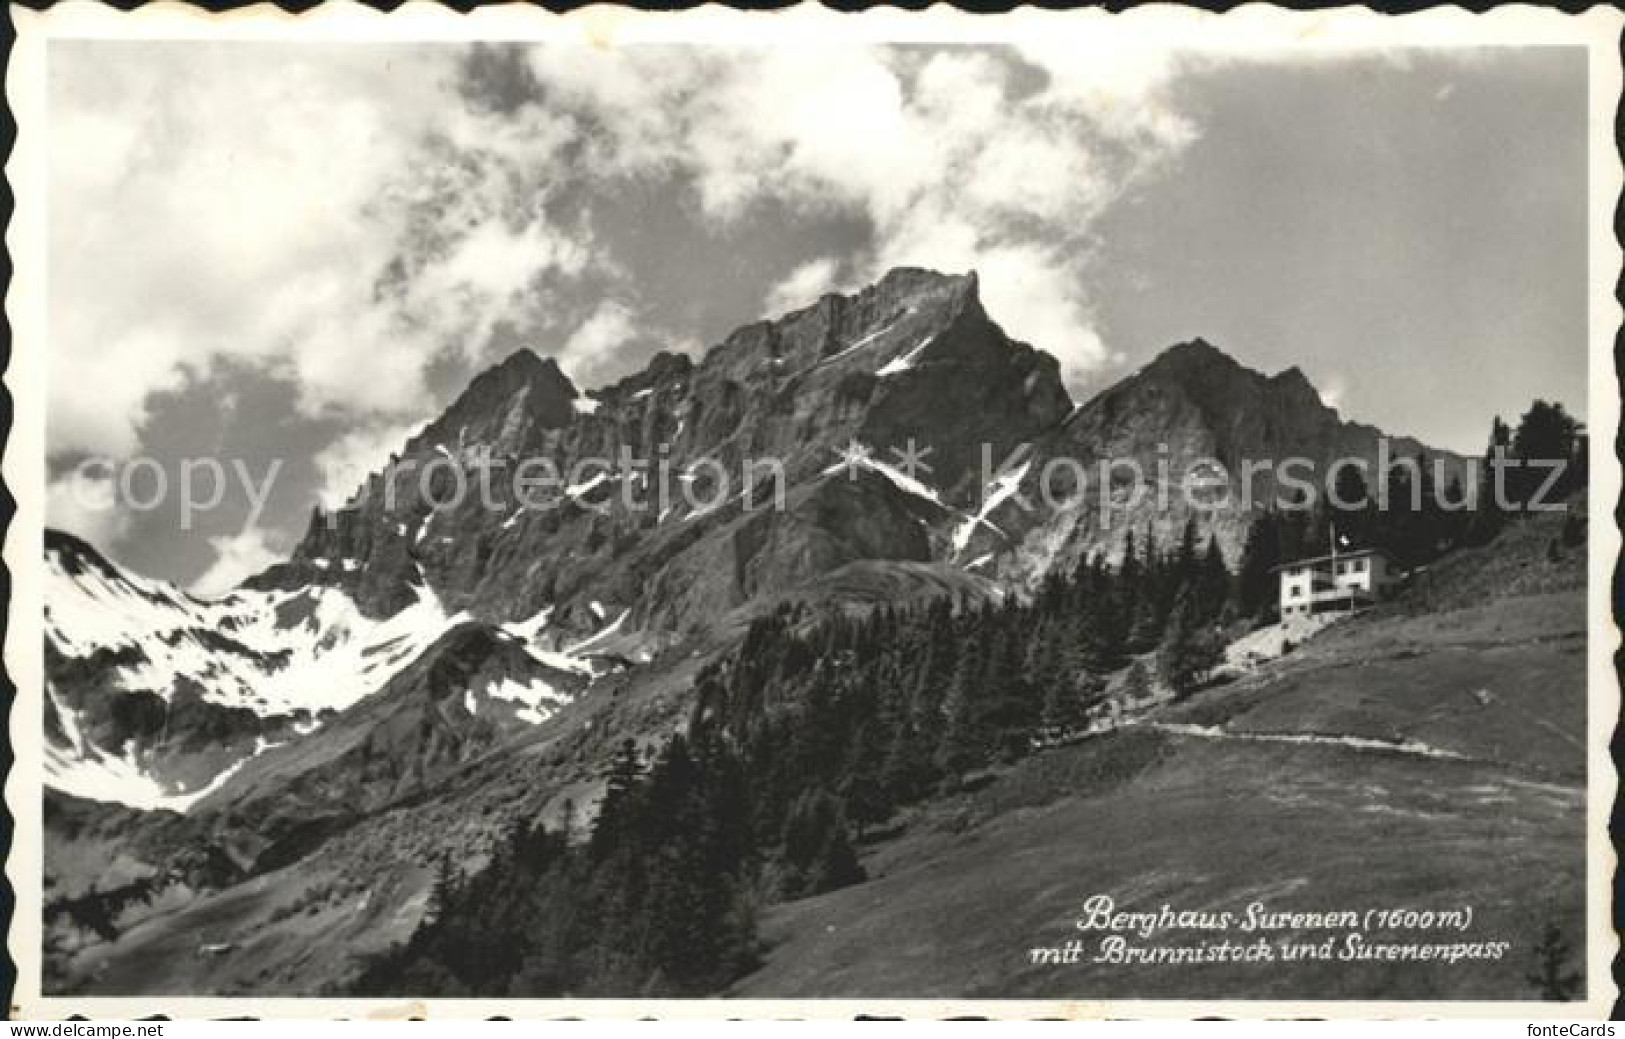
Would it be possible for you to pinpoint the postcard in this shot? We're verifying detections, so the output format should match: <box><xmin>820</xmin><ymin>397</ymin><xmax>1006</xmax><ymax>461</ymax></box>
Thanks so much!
<box><xmin>6</xmin><ymin>1</ymin><xmax>1620</xmax><ymax>1020</ymax></box>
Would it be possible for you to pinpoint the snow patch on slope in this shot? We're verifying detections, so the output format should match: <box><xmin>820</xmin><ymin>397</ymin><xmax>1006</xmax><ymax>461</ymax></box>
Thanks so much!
<box><xmin>952</xmin><ymin>460</ymin><xmax>1032</xmax><ymax>556</ymax></box>
<box><xmin>566</xmin><ymin>471</ymin><xmax>609</xmax><ymax>499</ymax></box>
<box><xmin>877</xmin><ymin>336</ymin><xmax>933</xmax><ymax>377</ymax></box>
<box><xmin>46</xmin><ymin>681</ymin><xmax>286</xmax><ymax>813</ymax></box>
<box><xmin>822</xmin><ymin>448</ymin><xmax>946</xmax><ymax>510</ymax></box>
<box><xmin>483</xmin><ymin>675</ymin><xmax>571</xmax><ymax>726</ymax></box>
<box><xmin>567</xmin><ymin>609</ymin><xmax>629</xmax><ymax>654</ymax></box>
<box><xmin>817</xmin><ymin>318</ymin><xmax>900</xmax><ymax>367</ymax></box>
<box><xmin>502</xmin><ymin>606</ymin><xmax>554</xmax><ymax>641</ymax></box>
<box><xmin>44</xmin><ymin>543</ymin><xmax>472</xmax><ymax>809</ymax></box>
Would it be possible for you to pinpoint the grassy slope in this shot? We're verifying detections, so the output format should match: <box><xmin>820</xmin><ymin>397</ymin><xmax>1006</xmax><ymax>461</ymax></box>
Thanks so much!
<box><xmin>733</xmin><ymin>515</ymin><xmax>1590</xmax><ymax>1000</ymax></box>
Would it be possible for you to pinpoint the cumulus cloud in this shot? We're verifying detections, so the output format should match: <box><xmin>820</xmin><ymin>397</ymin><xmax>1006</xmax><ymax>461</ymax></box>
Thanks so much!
<box><xmin>313</xmin><ymin>420</ymin><xmax>429</xmax><ymax>510</ymax></box>
<box><xmin>522</xmin><ymin>45</ymin><xmax>1196</xmax><ymax>392</ymax></box>
<box><xmin>191</xmin><ymin>524</ymin><xmax>285</xmax><ymax>597</ymax></box>
<box><xmin>49</xmin><ymin>43</ymin><xmax>599</xmax><ymax>459</ymax></box>
<box><xmin>46</xmin><ymin>467</ymin><xmax>131</xmax><ymax>551</ymax></box>
<box><xmin>53</xmin><ymin>42</ymin><xmax>1199</xmax><ymax>462</ymax></box>
<box><xmin>761</xmin><ymin>257</ymin><xmax>844</xmax><ymax>317</ymax></box>
<box><xmin>557</xmin><ymin>302</ymin><xmax>645</xmax><ymax>388</ymax></box>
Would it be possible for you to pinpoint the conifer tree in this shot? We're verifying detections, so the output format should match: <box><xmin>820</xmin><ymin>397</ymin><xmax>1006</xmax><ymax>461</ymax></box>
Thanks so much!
<box><xmin>1127</xmin><ymin>591</ymin><xmax>1164</xmax><ymax>655</ymax></box>
<box><xmin>1157</xmin><ymin>587</ymin><xmax>1224</xmax><ymax>697</ymax></box>
<box><xmin>591</xmin><ymin>738</ymin><xmax>645</xmax><ymax>859</ymax></box>
<box><xmin>1466</xmin><ymin>416</ymin><xmax>1512</xmax><ymax>545</ymax></box>
<box><xmin>1235</xmin><ymin>511</ymin><xmax>1281</xmax><ymax>620</ymax></box>
<box><xmin>936</xmin><ymin>628</ymin><xmax>990</xmax><ymax>777</ymax></box>
<box><xmin>780</xmin><ymin>789</ymin><xmax>865</xmax><ymax>897</ymax></box>
<box><xmin>1407</xmin><ymin>452</ymin><xmax>1446</xmax><ymax>563</ymax></box>
<box><xmin>1276</xmin><ymin>491</ymin><xmax>1313</xmax><ymax>563</ymax></box>
<box><xmin>1196</xmin><ymin>534</ymin><xmax>1230</xmax><ymax>622</ymax></box>
<box><xmin>425</xmin><ymin>854</ymin><xmax>459</xmax><ymax>927</ymax></box>
<box><xmin>1437</xmin><ymin>474</ymin><xmax>1472</xmax><ymax>550</ymax></box>
<box><xmin>1511</xmin><ymin>400</ymin><xmax>1584</xmax><ymax>505</ymax></box>
<box><xmin>1115</xmin><ymin>531</ymin><xmax>1141</xmax><ymax>649</ymax></box>
<box><xmin>1040</xmin><ymin>670</ymin><xmax>1099</xmax><ymax>737</ymax></box>
<box><xmin>1327</xmin><ymin>464</ymin><xmax>1372</xmax><ymax>546</ymax></box>
<box><xmin>1175</xmin><ymin>516</ymin><xmax>1201</xmax><ymax>587</ymax></box>
<box><xmin>840</xmin><ymin>720</ymin><xmax>893</xmax><ymax>836</ymax></box>
<box><xmin>1121</xmin><ymin>659</ymin><xmax>1153</xmax><ymax>704</ymax></box>
<box><xmin>1526</xmin><ymin>923</ymin><xmax>1582</xmax><ymax>1001</ymax></box>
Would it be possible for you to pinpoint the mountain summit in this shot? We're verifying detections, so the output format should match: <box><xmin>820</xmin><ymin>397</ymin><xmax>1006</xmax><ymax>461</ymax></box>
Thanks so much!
<box><xmin>973</xmin><ymin>337</ymin><xmax>1463</xmax><ymax>581</ymax></box>
<box><xmin>412</xmin><ymin>346</ymin><xmax>581</xmax><ymax>456</ymax></box>
<box><xmin>258</xmin><ymin>267</ymin><xmax>1070</xmax><ymax>628</ymax></box>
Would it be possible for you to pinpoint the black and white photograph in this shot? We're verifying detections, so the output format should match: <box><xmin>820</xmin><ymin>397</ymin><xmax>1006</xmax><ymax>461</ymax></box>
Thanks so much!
<box><xmin>5</xmin><ymin>3</ymin><xmax>1621</xmax><ymax>1019</ymax></box>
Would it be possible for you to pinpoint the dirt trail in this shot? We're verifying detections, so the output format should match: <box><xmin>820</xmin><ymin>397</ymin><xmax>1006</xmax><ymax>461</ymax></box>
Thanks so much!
<box><xmin>1138</xmin><ymin>721</ymin><xmax>1468</xmax><ymax>761</ymax></box>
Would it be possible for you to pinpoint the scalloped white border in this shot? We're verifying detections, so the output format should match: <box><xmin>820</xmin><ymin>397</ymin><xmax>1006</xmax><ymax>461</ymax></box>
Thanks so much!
<box><xmin>5</xmin><ymin>1</ymin><xmax>1622</xmax><ymax>1020</ymax></box>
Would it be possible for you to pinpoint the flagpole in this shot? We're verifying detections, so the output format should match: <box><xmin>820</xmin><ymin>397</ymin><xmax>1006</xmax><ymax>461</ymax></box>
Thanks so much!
<box><xmin>1330</xmin><ymin>520</ymin><xmax>1340</xmax><ymax>615</ymax></box>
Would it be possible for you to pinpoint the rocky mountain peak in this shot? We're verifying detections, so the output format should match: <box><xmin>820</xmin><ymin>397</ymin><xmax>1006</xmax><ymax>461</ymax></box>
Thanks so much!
<box><xmin>464</xmin><ymin>345</ymin><xmax>575</xmax><ymax>401</ymax></box>
<box><xmin>268</xmin><ymin>263</ymin><xmax>1071</xmax><ymax>628</ymax></box>
<box><xmin>1122</xmin><ymin>339</ymin><xmax>1333</xmax><ymax>427</ymax></box>
<box><xmin>1149</xmin><ymin>336</ymin><xmax>1229</xmax><ymax>365</ymax></box>
<box><xmin>1268</xmin><ymin>364</ymin><xmax>1325</xmax><ymax>408</ymax></box>
<box><xmin>983</xmin><ymin>337</ymin><xmax>1463</xmax><ymax>583</ymax></box>
<box><xmin>409</xmin><ymin>346</ymin><xmax>579</xmax><ymax>458</ymax></box>
<box><xmin>46</xmin><ymin>528</ymin><xmax>114</xmax><ymax>581</ymax></box>
<box><xmin>860</xmin><ymin>266</ymin><xmax>982</xmax><ymax>329</ymax></box>
<box><xmin>872</xmin><ymin>265</ymin><xmax>979</xmax><ymax>304</ymax></box>
<box><xmin>594</xmin><ymin>350</ymin><xmax>695</xmax><ymax>403</ymax></box>
<box><xmin>1137</xmin><ymin>337</ymin><xmax>1253</xmax><ymax>389</ymax></box>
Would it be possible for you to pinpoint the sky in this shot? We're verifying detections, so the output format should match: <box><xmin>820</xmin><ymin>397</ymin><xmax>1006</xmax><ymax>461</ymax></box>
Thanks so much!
<box><xmin>45</xmin><ymin>42</ymin><xmax>1589</xmax><ymax>590</ymax></box>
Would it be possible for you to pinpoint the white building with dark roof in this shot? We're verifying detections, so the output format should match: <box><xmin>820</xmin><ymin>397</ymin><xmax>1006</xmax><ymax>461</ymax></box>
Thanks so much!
<box><xmin>1274</xmin><ymin>547</ymin><xmax>1399</xmax><ymax>620</ymax></box>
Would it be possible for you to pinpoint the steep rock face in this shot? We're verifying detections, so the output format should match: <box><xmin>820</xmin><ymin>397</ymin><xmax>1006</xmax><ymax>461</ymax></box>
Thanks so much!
<box><xmin>413</xmin><ymin>346</ymin><xmax>581</xmax><ymax>457</ymax></box>
<box><xmin>258</xmin><ymin>268</ymin><xmax>1069</xmax><ymax>638</ymax></box>
<box><xmin>954</xmin><ymin>339</ymin><xmax>1465</xmax><ymax>580</ymax></box>
<box><xmin>628</xmin><ymin>469</ymin><xmax>939</xmax><ymax>633</ymax></box>
<box><xmin>247</xmin><ymin>349</ymin><xmax>584</xmax><ymax>618</ymax></box>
